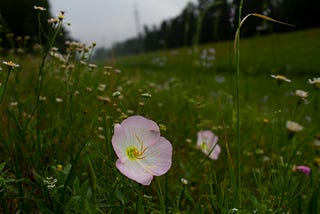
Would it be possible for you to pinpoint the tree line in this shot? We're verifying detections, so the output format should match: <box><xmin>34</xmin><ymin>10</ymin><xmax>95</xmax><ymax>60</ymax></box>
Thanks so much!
<box><xmin>94</xmin><ymin>0</ymin><xmax>319</xmax><ymax>59</ymax></box>
<box><xmin>0</xmin><ymin>0</ymin><xmax>68</xmax><ymax>53</ymax></box>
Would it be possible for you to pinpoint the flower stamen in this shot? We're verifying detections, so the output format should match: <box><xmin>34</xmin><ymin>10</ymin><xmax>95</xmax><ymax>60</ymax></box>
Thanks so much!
<box><xmin>135</xmin><ymin>134</ymin><xmax>148</xmax><ymax>155</ymax></box>
<box><xmin>126</xmin><ymin>135</ymin><xmax>148</xmax><ymax>160</ymax></box>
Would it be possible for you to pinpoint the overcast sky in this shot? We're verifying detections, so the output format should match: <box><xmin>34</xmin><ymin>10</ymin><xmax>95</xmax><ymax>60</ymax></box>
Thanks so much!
<box><xmin>49</xmin><ymin>0</ymin><xmax>197</xmax><ymax>48</ymax></box>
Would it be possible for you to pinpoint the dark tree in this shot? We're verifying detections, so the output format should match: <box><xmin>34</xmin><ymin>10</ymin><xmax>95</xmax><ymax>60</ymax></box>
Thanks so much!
<box><xmin>198</xmin><ymin>0</ymin><xmax>232</xmax><ymax>43</ymax></box>
<box><xmin>0</xmin><ymin>0</ymin><xmax>69</xmax><ymax>52</ymax></box>
<box><xmin>276</xmin><ymin>0</ymin><xmax>320</xmax><ymax>30</ymax></box>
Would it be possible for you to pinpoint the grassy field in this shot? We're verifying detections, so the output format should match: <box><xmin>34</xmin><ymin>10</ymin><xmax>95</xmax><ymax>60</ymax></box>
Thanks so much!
<box><xmin>116</xmin><ymin>28</ymin><xmax>320</xmax><ymax>75</ymax></box>
<box><xmin>1</xmin><ymin>25</ymin><xmax>320</xmax><ymax>213</ymax></box>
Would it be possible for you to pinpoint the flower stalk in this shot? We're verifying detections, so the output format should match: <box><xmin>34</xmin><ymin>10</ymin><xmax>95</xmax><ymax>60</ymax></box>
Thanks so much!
<box><xmin>0</xmin><ymin>61</ymin><xmax>20</xmax><ymax>104</ymax></box>
<box><xmin>234</xmin><ymin>0</ymin><xmax>243</xmax><ymax>207</ymax></box>
<box><xmin>0</xmin><ymin>68</ymin><xmax>12</xmax><ymax>104</ymax></box>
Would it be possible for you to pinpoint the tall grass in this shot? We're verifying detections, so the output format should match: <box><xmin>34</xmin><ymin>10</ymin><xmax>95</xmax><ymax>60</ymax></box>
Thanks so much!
<box><xmin>234</xmin><ymin>0</ymin><xmax>243</xmax><ymax>208</ymax></box>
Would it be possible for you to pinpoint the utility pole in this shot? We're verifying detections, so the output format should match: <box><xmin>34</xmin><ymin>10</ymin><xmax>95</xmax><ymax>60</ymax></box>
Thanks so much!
<box><xmin>133</xmin><ymin>3</ymin><xmax>143</xmax><ymax>52</ymax></box>
<box><xmin>134</xmin><ymin>3</ymin><xmax>141</xmax><ymax>37</ymax></box>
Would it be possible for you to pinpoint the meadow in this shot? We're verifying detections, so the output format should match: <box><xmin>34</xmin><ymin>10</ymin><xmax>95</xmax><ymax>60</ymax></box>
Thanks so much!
<box><xmin>0</xmin><ymin>9</ymin><xmax>320</xmax><ymax>213</ymax></box>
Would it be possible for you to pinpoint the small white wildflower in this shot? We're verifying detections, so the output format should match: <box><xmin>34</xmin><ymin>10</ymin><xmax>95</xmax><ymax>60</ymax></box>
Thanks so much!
<box><xmin>185</xmin><ymin>138</ymin><xmax>192</xmax><ymax>143</ymax></box>
<box><xmin>141</xmin><ymin>93</ymin><xmax>152</xmax><ymax>98</ymax></box>
<box><xmin>286</xmin><ymin>120</ymin><xmax>303</xmax><ymax>133</ymax></box>
<box><xmin>308</xmin><ymin>77</ymin><xmax>320</xmax><ymax>88</ymax></box>
<box><xmin>180</xmin><ymin>178</ymin><xmax>189</xmax><ymax>185</ymax></box>
<box><xmin>114</xmin><ymin>69</ymin><xmax>122</xmax><ymax>73</ymax></box>
<box><xmin>56</xmin><ymin>97</ymin><xmax>63</xmax><ymax>103</ymax></box>
<box><xmin>295</xmin><ymin>89</ymin><xmax>308</xmax><ymax>99</ymax></box>
<box><xmin>104</xmin><ymin>66</ymin><xmax>112</xmax><ymax>70</ymax></box>
<box><xmin>139</xmin><ymin>101</ymin><xmax>144</xmax><ymax>106</ymax></box>
<box><xmin>271</xmin><ymin>74</ymin><xmax>291</xmax><ymax>83</ymax></box>
<box><xmin>33</xmin><ymin>5</ymin><xmax>47</xmax><ymax>11</ymax></box>
<box><xmin>43</xmin><ymin>176</ymin><xmax>57</xmax><ymax>190</ymax></box>
<box><xmin>230</xmin><ymin>208</ymin><xmax>239</xmax><ymax>213</ymax></box>
<box><xmin>48</xmin><ymin>18</ymin><xmax>59</xmax><ymax>24</ymax></box>
<box><xmin>86</xmin><ymin>86</ymin><xmax>93</xmax><ymax>92</ymax></box>
<box><xmin>97</xmin><ymin>134</ymin><xmax>105</xmax><ymax>140</ymax></box>
<box><xmin>143</xmin><ymin>194</ymin><xmax>153</xmax><ymax>199</ymax></box>
<box><xmin>97</xmin><ymin>96</ymin><xmax>111</xmax><ymax>103</ymax></box>
<box><xmin>80</xmin><ymin>60</ymin><xmax>87</xmax><ymax>65</ymax></box>
<box><xmin>50</xmin><ymin>51</ymin><xmax>65</xmax><ymax>62</ymax></box>
<box><xmin>39</xmin><ymin>96</ymin><xmax>47</xmax><ymax>101</ymax></box>
<box><xmin>314</xmin><ymin>136</ymin><xmax>320</xmax><ymax>147</ymax></box>
<box><xmin>97</xmin><ymin>84</ymin><xmax>106</xmax><ymax>92</ymax></box>
<box><xmin>127</xmin><ymin>109</ymin><xmax>134</xmax><ymax>114</ymax></box>
<box><xmin>88</xmin><ymin>63</ymin><xmax>97</xmax><ymax>69</ymax></box>
<box><xmin>51</xmin><ymin>47</ymin><xmax>59</xmax><ymax>52</ymax></box>
<box><xmin>112</xmin><ymin>91</ymin><xmax>121</xmax><ymax>97</ymax></box>
<box><xmin>10</xmin><ymin>102</ymin><xmax>18</xmax><ymax>107</ymax></box>
<box><xmin>209</xmin><ymin>48</ymin><xmax>216</xmax><ymax>54</ymax></box>
<box><xmin>2</xmin><ymin>61</ymin><xmax>20</xmax><ymax>69</ymax></box>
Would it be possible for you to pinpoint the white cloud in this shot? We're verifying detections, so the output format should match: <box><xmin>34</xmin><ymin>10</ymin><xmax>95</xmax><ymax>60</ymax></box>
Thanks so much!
<box><xmin>49</xmin><ymin>0</ymin><xmax>197</xmax><ymax>48</ymax></box>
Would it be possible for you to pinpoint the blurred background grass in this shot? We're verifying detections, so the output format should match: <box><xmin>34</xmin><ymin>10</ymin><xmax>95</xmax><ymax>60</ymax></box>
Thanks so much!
<box><xmin>116</xmin><ymin>28</ymin><xmax>320</xmax><ymax>76</ymax></box>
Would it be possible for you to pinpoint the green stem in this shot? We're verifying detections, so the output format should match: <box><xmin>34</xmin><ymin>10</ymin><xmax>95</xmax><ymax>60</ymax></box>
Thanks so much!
<box><xmin>37</xmin><ymin>13</ymin><xmax>42</xmax><ymax>45</ymax></box>
<box><xmin>176</xmin><ymin>184</ymin><xmax>184</xmax><ymax>212</ymax></box>
<box><xmin>165</xmin><ymin>175</ymin><xmax>168</xmax><ymax>214</ymax></box>
<box><xmin>0</xmin><ymin>68</ymin><xmax>12</xmax><ymax>104</ymax></box>
<box><xmin>156</xmin><ymin>177</ymin><xmax>166</xmax><ymax>213</ymax></box>
<box><xmin>35</xmin><ymin>22</ymin><xmax>63</xmax><ymax>164</ymax></box>
<box><xmin>235</xmin><ymin>0</ymin><xmax>244</xmax><ymax>208</ymax></box>
<box><xmin>136</xmin><ymin>184</ymin><xmax>144</xmax><ymax>214</ymax></box>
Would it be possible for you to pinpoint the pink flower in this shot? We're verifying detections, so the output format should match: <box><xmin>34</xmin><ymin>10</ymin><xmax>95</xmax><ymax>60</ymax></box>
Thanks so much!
<box><xmin>197</xmin><ymin>130</ymin><xmax>221</xmax><ymax>160</ymax></box>
<box><xmin>112</xmin><ymin>115</ymin><xmax>172</xmax><ymax>185</ymax></box>
<box><xmin>293</xmin><ymin>165</ymin><xmax>311</xmax><ymax>176</ymax></box>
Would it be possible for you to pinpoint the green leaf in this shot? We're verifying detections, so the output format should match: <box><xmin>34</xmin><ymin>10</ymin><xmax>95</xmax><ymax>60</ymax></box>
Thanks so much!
<box><xmin>0</xmin><ymin>162</ymin><xmax>6</xmax><ymax>172</ymax></box>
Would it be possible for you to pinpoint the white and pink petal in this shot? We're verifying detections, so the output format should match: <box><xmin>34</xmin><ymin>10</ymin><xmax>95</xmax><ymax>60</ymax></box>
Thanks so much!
<box><xmin>141</xmin><ymin>137</ymin><xmax>172</xmax><ymax>176</ymax></box>
<box><xmin>116</xmin><ymin>159</ymin><xmax>154</xmax><ymax>185</ymax></box>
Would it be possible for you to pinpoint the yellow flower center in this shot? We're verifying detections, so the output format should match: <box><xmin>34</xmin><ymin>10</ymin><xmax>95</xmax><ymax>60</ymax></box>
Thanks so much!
<box><xmin>58</xmin><ymin>14</ymin><xmax>64</xmax><ymax>20</ymax></box>
<box><xmin>126</xmin><ymin>146</ymin><xmax>144</xmax><ymax>160</ymax></box>
<box><xmin>126</xmin><ymin>135</ymin><xmax>148</xmax><ymax>160</ymax></box>
<box><xmin>275</xmin><ymin>75</ymin><xmax>285</xmax><ymax>80</ymax></box>
<box><xmin>200</xmin><ymin>142</ymin><xmax>208</xmax><ymax>151</ymax></box>
<box><xmin>56</xmin><ymin>164</ymin><xmax>63</xmax><ymax>172</ymax></box>
<box><xmin>7</xmin><ymin>61</ymin><xmax>15</xmax><ymax>67</ymax></box>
